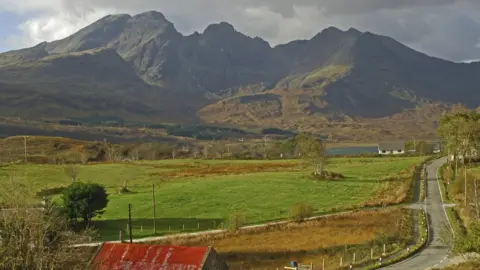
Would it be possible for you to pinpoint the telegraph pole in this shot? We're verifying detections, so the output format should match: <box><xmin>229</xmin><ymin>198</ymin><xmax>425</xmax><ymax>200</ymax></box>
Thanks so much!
<box><xmin>465</xmin><ymin>167</ymin><xmax>468</xmax><ymax>207</ymax></box>
<box><xmin>23</xmin><ymin>136</ymin><xmax>27</xmax><ymax>163</ymax></box>
<box><xmin>152</xmin><ymin>182</ymin><xmax>156</xmax><ymax>235</ymax></box>
<box><xmin>263</xmin><ymin>135</ymin><xmax>268</xmax><ymax>159</ymax></box>
<box><xmin>128</xmin><ymin>204</ymin><xmax>133</xmax><ymax>244</ymax></box>
<box><xmin>474</xmin><ymin>178</ymin><xmax>479</xmax><ymax>219</ymax></box>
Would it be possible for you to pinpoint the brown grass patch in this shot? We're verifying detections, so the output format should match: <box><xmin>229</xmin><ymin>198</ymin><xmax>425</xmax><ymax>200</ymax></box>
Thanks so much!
<box><xmin>152</xmin><ymin>162</ymin><xmax>301</xmax><ymax>178</ymax></box>
<box><xmin>153</xmin><ymin>208</ymin><xmax>411</xmax><ymax>269</ymax></box>
<box><xmin>363</xmin><ymin>165</ymin><xmax>419</xmax><ymax>207</ymax></box>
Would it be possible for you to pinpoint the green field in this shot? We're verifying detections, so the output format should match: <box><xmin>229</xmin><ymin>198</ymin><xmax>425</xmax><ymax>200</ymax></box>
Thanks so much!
<box><xmin>0</xmin><ymin>157</ymin><xmax>424</xmax><ymax>240</ymax></box>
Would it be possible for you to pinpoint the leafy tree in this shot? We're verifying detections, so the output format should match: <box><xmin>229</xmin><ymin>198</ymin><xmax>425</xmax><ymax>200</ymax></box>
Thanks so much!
<box><xmin>62</xmin><ymin>182</ymin><xmax>108</xmax><ymax>227</ymax></box>
<box><xmin>416</xmin><ymin>141</ymin><xmax>434</xmax><ymax>155</ymax></box>
<box><xmin>405</xmin><ymin>140</ymin><xmax>433</xmax><ymax>154</ymax></box>
<box><xmin>450</xmin><ymin>222</ymin><xmax>480</xmax><ymax>254</ymax></box>
<box><xmin>278</xmin><ymin>138</ymin><xmax>297</xmax><ymax>158</ymax></box>
<box><xmin>295</xmin><ymin>132</ymin><xmax>328</xmax><ymax>176</ymax></box>
<box><xmin>438</xmin><ymin>112</ymin><xmax>480</xmax><ymax>172</ymax></box>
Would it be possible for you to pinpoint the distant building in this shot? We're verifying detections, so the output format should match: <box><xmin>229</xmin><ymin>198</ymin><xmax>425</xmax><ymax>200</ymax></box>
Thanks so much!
<box><xmin>431</xmin><ymin>142</ymin><xmax>441</xmax><ymax>154</ymax></box>
<box><xmin>378</xmin><ymin>142</ymin><xmax>405</xmax><ymax>155</ymax></box>
<box><xmin>89</xmin><ymin>243</ymin><xmax>228</xmax><ymax>270</ymax></box>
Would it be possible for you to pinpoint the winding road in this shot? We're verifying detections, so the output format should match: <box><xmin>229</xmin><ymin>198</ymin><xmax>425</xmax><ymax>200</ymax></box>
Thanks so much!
<box><xmin>384</xmin><ymin>157</ymin><xmax>452</xmax><ymax>270</ymax></box>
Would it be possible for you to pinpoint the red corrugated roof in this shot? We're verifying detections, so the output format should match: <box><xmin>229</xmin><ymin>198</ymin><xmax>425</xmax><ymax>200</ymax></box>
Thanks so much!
<box><xmin>90</xmin><ymin>243</ymin><xmax>210</xmax><ymax>270</ymax></box>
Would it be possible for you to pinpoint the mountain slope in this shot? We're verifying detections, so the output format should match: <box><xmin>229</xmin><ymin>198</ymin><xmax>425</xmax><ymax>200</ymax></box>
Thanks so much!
<box><xmin>0</xmin><ymin>48</ymin><xmax>193</xmax><ymax>122</ymax></box>
<box><xmin>1</xmin><ymin>10</ymin><xmax>480</xmax><ymax>139</ymax></box>
<box><xmin>200</xmin><ymin>29</ymin><xmax>480</xmax><ymax>125</ymax></box>
<box><xmin>4</xmin><ymin>12</ymin><xmax>277</xmax><ymax>94</ymax></box>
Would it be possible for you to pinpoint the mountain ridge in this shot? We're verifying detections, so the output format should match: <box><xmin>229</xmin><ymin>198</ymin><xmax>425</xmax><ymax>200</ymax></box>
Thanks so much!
<box><xmin>0</xmin><ymin>10</ymin><xmax>478</xmax><ymax>139</ymax></box>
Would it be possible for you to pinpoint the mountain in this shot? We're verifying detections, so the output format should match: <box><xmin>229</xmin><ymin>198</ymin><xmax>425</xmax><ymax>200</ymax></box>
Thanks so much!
<box><xmin>1</xmin><ymin>10</ymin><xmax>479</xmax><ymax>139</ymax></box>
<box><xmin>0</xmin><ymin>47</ymin><xmax>196</xmax><ymax>122</ymax></box>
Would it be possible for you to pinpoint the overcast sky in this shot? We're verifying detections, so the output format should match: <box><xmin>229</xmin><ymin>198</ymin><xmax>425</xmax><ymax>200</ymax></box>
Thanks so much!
<box><xmin>1</xmin><ymin>0</ymin><xmax>480</xmax><ymax>62</ymax></box>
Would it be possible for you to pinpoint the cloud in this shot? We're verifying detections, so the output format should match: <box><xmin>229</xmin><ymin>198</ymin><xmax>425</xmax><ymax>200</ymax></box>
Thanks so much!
<box><xmin>1</xmin><ymin>0</ymin><xmax>480</xmax><ymax>62</ymax></box>
<box><xmin>17</xmin><ymin>8</ymin><xmax>117</xmax><ymax>45</ymax></box>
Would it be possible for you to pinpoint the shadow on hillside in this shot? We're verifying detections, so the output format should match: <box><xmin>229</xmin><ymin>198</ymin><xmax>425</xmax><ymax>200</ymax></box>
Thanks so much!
<box><xmin>91</xmin><ymin>217</ymin><xmax>225</xmax><ymax>241</ymax></box>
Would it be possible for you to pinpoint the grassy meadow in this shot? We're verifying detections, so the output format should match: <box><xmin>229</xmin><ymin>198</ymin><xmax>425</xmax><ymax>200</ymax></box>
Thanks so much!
<box><xmin>152</xmin><ymin>208</ymin><xmax>413</xmax><ymax>270</ymax></box>
<box><xmin>0</xmin><ymin>156</ymin><xmax>424</xmax><ymax>240</ymax></box>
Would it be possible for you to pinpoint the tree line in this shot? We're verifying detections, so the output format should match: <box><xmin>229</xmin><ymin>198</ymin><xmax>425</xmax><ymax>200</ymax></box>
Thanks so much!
<box><xmin>437</xmin><ymin>109</ymin><xmax>480</xmax><ymax>255</ymax></box>
<box><xmin>437</xmin><ymin>110</ymin><xmax>480</xmax><ymax>170</ymax></box>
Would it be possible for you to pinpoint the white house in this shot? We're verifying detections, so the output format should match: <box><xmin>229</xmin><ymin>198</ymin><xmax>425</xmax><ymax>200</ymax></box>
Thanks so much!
<box><xmin>432</xmin><ymin>142</ymin><xmax>441</xmax><ymax>154</ymax></box>
<box><xmin>378</xmin><ymin>142</ymin><xmax>405</xmax><ymax>155</ymax></box>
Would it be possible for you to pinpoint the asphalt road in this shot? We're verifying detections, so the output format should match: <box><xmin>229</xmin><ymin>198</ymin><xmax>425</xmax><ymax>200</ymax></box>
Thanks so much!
<box><xmin>383</xmin><ymin>157</ymin><xmax>452</xmax><ymax>270</ymax></box>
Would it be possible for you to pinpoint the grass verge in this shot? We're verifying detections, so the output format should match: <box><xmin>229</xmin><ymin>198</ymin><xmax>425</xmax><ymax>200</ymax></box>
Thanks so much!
<box><xmin>420</xmin><ymin>166</ymin><xmax>426</xmax><ymax>202</ymax></box>
<box><xmin>438</xmin><ymin>164</ymin><xmax>455</xmax><ymax>204</ymax></box>
<box><xmin>365</xmin><ymin>209</ymin><xmax>428</xmax><ymax>269</ymax></box>
<box><xmin>446</xmin><ymin>207</ymin><xmax>467</xmax><ymax>236</ymax></box>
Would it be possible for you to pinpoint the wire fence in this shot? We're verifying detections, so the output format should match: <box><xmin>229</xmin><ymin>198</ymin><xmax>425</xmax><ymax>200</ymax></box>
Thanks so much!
<box><xmin>101</xmin><ymin>205</ymin><xmax>361</xmax><ymax>240</ymax></box>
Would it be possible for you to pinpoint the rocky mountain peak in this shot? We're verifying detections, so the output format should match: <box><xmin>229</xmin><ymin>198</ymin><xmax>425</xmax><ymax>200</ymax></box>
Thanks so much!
<box><xmin>203</xmin><ymin>22</ymin><xmax>236</xmax><ymax>36</ymax></box>
<box><xmin>133</xmin><ymin>10</ymin><xmax>166</xmax><ymax>20</ymax></box>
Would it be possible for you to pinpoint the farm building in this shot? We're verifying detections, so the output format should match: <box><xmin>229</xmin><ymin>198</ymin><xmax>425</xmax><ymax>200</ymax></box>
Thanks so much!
<box><xmin>378</xmin><ymin>142</ymin><xmax>405</xmax><ymax>155</ymax></box>
<box><xmin>88</xmin><ymin>243</ymin><xmax>228</xmax><ymax>270</ymax></box>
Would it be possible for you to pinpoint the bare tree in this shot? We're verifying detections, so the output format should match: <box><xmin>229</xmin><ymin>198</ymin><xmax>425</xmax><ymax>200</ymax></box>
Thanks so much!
<box><xmin>64</xmin><ymin>165</ymin><xmax>78</xmax><ymax>182</ymax></box>
<box><xmin>192</xmin><ymin>146</ymin><xmax>200</xmax><ymax>159</ymax></box>
<box><xmin>106</xmin><ymin>146</ymin><xmax>119</xmax><ymax>162</ymax></box>
<box><xmin>295</xmin><ymin>132</ymin><xmax>328</xmax><ymax>176</ymax></box>
<box><xmin>120</xmin><ymin>179</ymin><xmax>130</xmax><ymax>194</ymax></box>
<box><xmin>202</xmin><ymin>145</ymin><xmax>209</xmax><ymax>159</ymax></box>
<box><xmin>79</xmin><ymin>151</ymin><xmax>88</xmax><ymax>165</ymax></box>
<box><xmin>132</xmin><ymin>147</ymin><xmax>139</xmax><ymax>161</ymax></box>
<box><xmin>0</xmin><ymin>177</ymin><xmax>92</xmax><ymax>269</ymax></box>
